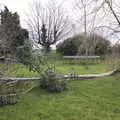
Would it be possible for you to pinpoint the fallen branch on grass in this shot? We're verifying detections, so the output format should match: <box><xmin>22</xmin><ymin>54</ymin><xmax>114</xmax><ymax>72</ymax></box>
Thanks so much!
<box><xmin>0</xmin><ymin>69</ymin><xmax>118</xmax><ymax>81</ymax></box>
<box><xmin>63</xmin><ymin>69</ymin><xmax>117</xmax><ymax>79</ymax></box>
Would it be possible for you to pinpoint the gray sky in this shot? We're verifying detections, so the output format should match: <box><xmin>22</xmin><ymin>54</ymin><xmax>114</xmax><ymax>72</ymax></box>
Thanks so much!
<box><xmin>0</xmin><ymin>0</ymin><xmax>120</xmax><ymax>44</ymax></box>
<box><xmin>0</xmin><ymin>0</ymin><xmax>74</xmax><ymax>28</ymax></box>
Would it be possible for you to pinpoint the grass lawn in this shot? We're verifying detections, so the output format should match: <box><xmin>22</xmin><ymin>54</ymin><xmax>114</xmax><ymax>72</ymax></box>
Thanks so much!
<box><xmin>0</xmin><ymin>63</ymin><xmax>40</xmax><ymax>77</ymax></box>
<box><xmin>52</xmin><ymin>60</ymin><xmax>112</xmax><ymax>75</ymax></box>
<box><xmin>0</xmin><ymin>59</ymin><xmax>112</xmax><ymax>77</ymax></box>
<box><xmin>0</xmin><ymin>74</ymin><xmax>120</xmax><ymax>120</ymax></box>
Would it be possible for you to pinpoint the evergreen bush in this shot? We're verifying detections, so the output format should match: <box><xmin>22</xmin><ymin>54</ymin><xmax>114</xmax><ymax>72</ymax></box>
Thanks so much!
<box><xmin>40</xmin><ymin>67</ymin><xmax>67</xmax><ymax>93</ymax></box>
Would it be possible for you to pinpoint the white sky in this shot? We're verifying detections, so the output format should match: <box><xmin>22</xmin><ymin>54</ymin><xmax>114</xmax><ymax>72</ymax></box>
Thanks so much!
<box><xmin>0</xmin><ymin>0</ymin><xmax>120</xmax><ymax>44</ymax></box>
<box><xmin>0</xmin><ymin>0</ymin><xmax>74</xmax><ymax>28</ymax></box>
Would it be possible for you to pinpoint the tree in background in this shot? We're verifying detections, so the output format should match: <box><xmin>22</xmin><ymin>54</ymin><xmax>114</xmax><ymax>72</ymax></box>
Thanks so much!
<box><xmin>87</xmin><ymin>33</ymin><xmax>111</xmax><ymax>55</ymax></box>
<box><xmin>0</xmin><ymin>6</ymin><xmax>29</xmax><ymax>57</ymax></box>
<box><xmin>16</xmin><ymin>39</ymin><xmax>33</xmax><ymax>65</ymax></box>
<box><xmin>56</xmin><ymin>38</ymin><xmax>78</xmax><ymax>56</ymax></box>
<box><xmin>40</xmin><ymin>24</ymin><xmax>49</xmax><ymax>53</ymax></box>
<box><xmin>27</xmin><ymin>0</ymin><xmax>70</xmax><ymax>53</ymax></box>
<box><xmin>56</xmin><ymin>33</ymin><xmax>111</xmax><ymax>56</ymax></box>
<box><xmin>112</xmin><ymin>43</ymin><xmax>120</xmax><ymax>55</ymax></box>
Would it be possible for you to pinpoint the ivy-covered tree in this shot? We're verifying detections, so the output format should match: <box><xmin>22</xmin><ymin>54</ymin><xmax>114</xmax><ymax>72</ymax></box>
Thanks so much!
<box><xmin>39</xmin><ymin>24</ymin><xmax>50</xmax><ymax>53</ymax></box>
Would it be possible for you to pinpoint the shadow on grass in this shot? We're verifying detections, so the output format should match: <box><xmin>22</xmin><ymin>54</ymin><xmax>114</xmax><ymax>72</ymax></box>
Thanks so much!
<box><xmin>30</xmin><ymin>86</ymin><xmax>69</xmax><ymax>98</ymax></box>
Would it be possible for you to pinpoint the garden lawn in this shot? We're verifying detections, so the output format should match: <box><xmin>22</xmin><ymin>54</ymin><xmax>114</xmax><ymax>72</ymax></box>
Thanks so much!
<box><xmin>0</xmin><ymin>63</ymin><xmax>39</xmax><ymax>77</ymax></box>
<box><xmin>0</xmin><ymin>60</ymin><xmax>112</xmax><ymax>77</ymax></box>
<box><xmin>54</xmin><ymin>60</ymin><xmax>112</xmax><ymax>75</ymax></box>
<box><xmin>0</xmin><ymin>74</ymin><xmax>120</xmax><ymax>120</ymax></box>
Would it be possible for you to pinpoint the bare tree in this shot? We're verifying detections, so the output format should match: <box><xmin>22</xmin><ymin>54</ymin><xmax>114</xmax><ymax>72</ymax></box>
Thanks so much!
<box><xmin>93</xmin><ymin>0</ymin><xmax>120</xmax><ymax>33</ymax></box>
<box><xmin>74</xmin><ymin>0</ymin><xmax>101</xmax><ymax>56</ymax></box>
<box><xmin>104</xmin><ymin>0</ymin><xmax>120</xmax><ymax>26</ymax></box>
<box><xmin>94</xmin><ymin>0</ymin><xmax>120</xmax><ymax>71</ymax></box>
<box><xmin>27</xmin><ymin>0</ymin><xmax>70</xmax><ymax>53</ymax></box>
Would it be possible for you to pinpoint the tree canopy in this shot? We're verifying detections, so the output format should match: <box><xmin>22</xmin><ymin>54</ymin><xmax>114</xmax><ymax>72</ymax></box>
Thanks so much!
<box><xmin>0</xmin><ymin>6</ymin><xmax>29</xmax><ymax>57</ymax></box>
<box><xmin>28</xmin><ymin>0</ymin><xmax>70</xmax><ymax>53</ymax></box>
<box><xmin>56</xmin><ymin>33</ymin><xmax>111</xmax><ymax>56</ymax></box>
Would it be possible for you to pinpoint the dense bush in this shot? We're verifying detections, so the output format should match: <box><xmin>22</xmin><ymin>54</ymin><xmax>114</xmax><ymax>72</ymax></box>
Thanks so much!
<box><xmin>93</xmin><ymin>36</ymin><xmax>111</xmax><ymax>55</ymax></box>
<box><xmin>112</xmin><ymin>43</ymin><xmax>120</xmax><ymax>55</ymax></box>
<box><xmin>16</xmin><ymin>40</ymin><xmax>33</xmax><ymax>66</ymax></box>
<box><xmin>56</xmin><ymin>38</ymin><xmax>79</xmax><ymax>56</ymax></box>
<box><xmin>40</xmin><ymin>67</ymin><xmax>67</xmax><ymax>93</ymax></box>
<box><xmin>56</xmin><ymin>33</ymin><xmax>111</xmax><ymax>56</ymax></box>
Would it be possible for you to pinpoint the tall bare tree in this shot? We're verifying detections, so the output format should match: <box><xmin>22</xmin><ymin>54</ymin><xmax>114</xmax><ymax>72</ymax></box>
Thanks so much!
<box><xmin>93</xmin><ymin>0</ymin><xmax>120</xmax><ymax>33</ymax></box>
<box><xmin>27</xmin><ymin>0</ymin><xmax>70</xmax><ymax>53</ymax></box>
<box><xmin>104</xmin><ymin>0</ymin><xmax>120</xmax><ymax>26</ymax></box>
<box><xmin>94</xmin><ymin>0</ymin><xmax>120</xmax><ymax>71</ymax></box>
<box><xmin>74</xmin><ymin>0</ymin><xmax>100</xmax><ymax>56</ymax></box>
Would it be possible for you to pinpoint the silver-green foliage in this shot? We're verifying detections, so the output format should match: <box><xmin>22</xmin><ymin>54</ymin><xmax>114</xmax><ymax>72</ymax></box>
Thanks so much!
<box><xmin>40</xmin><ymin>67</ymin><xmax>67</xmax><ymax>93</ymax></box>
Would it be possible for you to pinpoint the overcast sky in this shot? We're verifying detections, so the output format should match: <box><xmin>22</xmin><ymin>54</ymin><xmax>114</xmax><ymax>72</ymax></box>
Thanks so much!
<box><xmin>0</xmin><ymin>0</ymin><xmax>74</xmax><ymax>28</ymax></box>
<box><xmin>0</xmin><ymin>0</ymin><xmax>120</xmax><ymax>44</ymax></box>
<box><xmin>0</xmin><ymin>0</ymin><xmax>44</xmax><ymax>27</ymax></box>
<box><xmin>0</xmin><ymin>0</ymin><xmax>119</xmax><ymax>28</ymax></box>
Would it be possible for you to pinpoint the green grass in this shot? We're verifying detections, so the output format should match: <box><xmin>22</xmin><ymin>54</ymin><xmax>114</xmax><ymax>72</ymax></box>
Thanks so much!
<box><xmin>0</xmin><ymin>63</ymin><xmax>39</xmax><ymax>77</ymax></box>
<box><xmin>0</xmin><ymin>74</ymin><xmax>120</xmax><ymax>120</ymax></box>
<box><xmin>0</xmin><ymin>60</ymin><xmax>112</xmax><ymax>77</ymax></box>
<box><xmin>53</xmin><ymin>60</ymin><xmax>112</xmax><ymax>75</ymax></box>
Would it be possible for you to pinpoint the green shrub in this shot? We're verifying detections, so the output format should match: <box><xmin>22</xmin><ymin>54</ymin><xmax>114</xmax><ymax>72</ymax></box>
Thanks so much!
<box><xmin>40</xmin><ymin>67</ymin><xmax>67</xmax><ymax>93</ymax></box>
<box><xmin>56</xmin><ymin>38</ymin><xmax>78</xmax><ymax>56</ymax></box>
<box><xmin>16</xmin><ymin>40</ymin><xmax>33</xmax><ymax>66</ymax></box>
<box><xmin>27</xmin><ymin>52</ymin><xmax>67</xmax><ymax>93</ymax></box>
